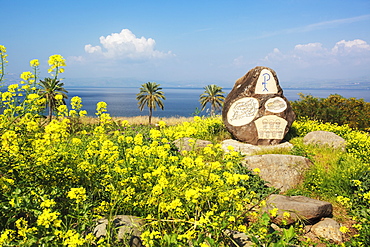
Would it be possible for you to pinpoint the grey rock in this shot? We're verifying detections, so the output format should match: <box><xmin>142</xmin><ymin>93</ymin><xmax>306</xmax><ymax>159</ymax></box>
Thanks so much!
<box><xmin>303</xmin><ymin>131</ymin><xmax>346</xmax><ymax>151</ymax></box>
<box><xmin>242</xmin><ymin>154</ymin><xmax>312</xmax><ymax>192</ymax></box>
<box><xmin>173</xmin><ymin>137</ymin><xmax>212</xmax><ymax>152</ymax></box>
<box><xmin>264</xmin><ymin>194</ymin><xmax>333</xmax><ymax>225</ymax></box>
<box><xmin>311</xmin><ymin>218</ymin><xmax>343</xmax><ymax>243</ymax></box>
<box><xmin>222</xmin><ymin>139</ymin><xmax>293</xmax><ymax>155</ymax></box>
<box><xmin>222</xmin><ymin>66</ymin><xmax>295</xmax><ymax>145</ymax></box>
<box><xmin>224</xmin><ymin>229</ymin><xmax>254</xmax><ymax>247</ymax></box>
<box><xmin>93</xmin><ymin>215</ymin><xmax>144</xmax><ymax>246</ymax></box>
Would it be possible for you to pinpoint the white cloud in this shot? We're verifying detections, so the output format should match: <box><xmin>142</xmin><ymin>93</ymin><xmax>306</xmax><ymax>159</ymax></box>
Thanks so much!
<box><xmin>84</xmin><ymin>29</ymin><xmax>174</xmax><ymax>60</ymax></box>
<box><xmin>332</xmin><ymin>39</ymin><xmax>370</xmax><ymax>55</ymax></box>
<box><xmin>264</xmin><ymin>39</ymin><xmax>370</xmax><ymax>64</ymax></box>
<box><xmin>262</xmin><ymin>39</ymin><xmax>370</xmax><ymax>80</ymax></box>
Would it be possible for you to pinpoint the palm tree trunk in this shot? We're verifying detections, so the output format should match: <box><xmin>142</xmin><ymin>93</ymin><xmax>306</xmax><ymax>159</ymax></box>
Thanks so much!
<box><xmin>48</xmin><ymin>102</ymin><xmax>53</xmax><ymax>122</ymax></box>
<box><xmin>149</xmin><ymin>107</ymin><xmax>153</xmax><ymax>125</ymax></box>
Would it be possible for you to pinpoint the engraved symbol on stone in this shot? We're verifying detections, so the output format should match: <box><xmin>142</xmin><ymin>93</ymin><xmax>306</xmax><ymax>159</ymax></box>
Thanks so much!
<box><xmin>262</xmin><ymin>73</ymin><xmax>270</xmax><ymax>92</ymax></box>
<box><xmin>255</xmin><ymin>69</ymin><xmax>278</xmax><ymax>94</ymax></box>
<box><xmin>227</xmin><ymin>97</ymin><xmax>259</xmax><ymax>126</ymax></box>
<box><xmin>230</xmin><ymin>100</ymin><xmax>256</xmax><ymax>121</ymax></box>
<box><xmin>265</xmin><ymin>97</ymin><xmax>287</xmax><ymax>113</ymax></box>
<box><xmin>254</xmin><ymin>115</ymin><xmax>287</xmax><ymax>139</ymax></box>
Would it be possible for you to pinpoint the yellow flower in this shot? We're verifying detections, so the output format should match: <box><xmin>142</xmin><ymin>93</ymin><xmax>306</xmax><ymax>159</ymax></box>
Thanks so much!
<box><xmin>283</xmin><ymin>211</ymin><xmax>290</xmax><ymax>219</ymax></box>
<box><xmin>269</xmin><ymin>207</ymin><xmax>279</xmax><ymax>217</ymax></box>
<box><xmin>69</xmin><ymin>110</ymin><xmax>77</xmax><ymax>117</ymax></box>
<box><xmin>37</xmin><ymin>209</ymin><xmax>61</xmax><ymax>228</ymax></box>
<box><xmin>79</xmin><ymin>110</ymin><xmax>87</xmax><ymax>117</ymax></box>
<box><xmin>62</xmin><ymin>229</ymin><xmax>86</xmax><ymax>247</ymax></box>
<box><xmin>121</xmin><ymin>120</ymin><xmax>130</xmax><ymax>127</ymax></box>
<box><xmin>96</xmin><ymin>101</ymin><xmax>107</xmax><ymax>112</ymax></box>
<box><xmin>20</xmin><ymin>71</ymin><xmax>34</xmax><ymax>81</ymax></box>
<box><xmin>339</xmin><ymin>226</ymin><xmax>349</xmax><ymax>234</ymax></box>
<box><xmin>228</xmin><ymin>216</ymin><xmax>236</xmax><ymax>222</ymax></box>
<box><xmin>71</xmin><ymin>96</ymin><xmax>82</xmax><ymax>110</ymax></box>
<box><xmin>55</xmin><ymin>94</ymin><xmax>63</xmax><ymax>100</ymax></box>
<box><xmin>67</xmin><ymin>187</ymin><xmax>87</xmax><ymax>203</ymax></box>
<box><xmin>0</xmin><ymin>229</ymin><xmax>15</xmax><ymax>245</ymax></box>
<box><xmin>41</xmin><ymin>199</ymin><xmax>56</xmax><ymax>208</ymax></box>
<box><xmin>30</xmin><ymin>59</ymin><xmax>40</xmax><ymax>67</ymax></box>
<box><xmin>48</xmin><ymin>54</ymin><xmax>66</xmax><ymax>68</ymax></box>
<box><xmin>27</xmin><ymin>93</ymin><xmax>39</xmax><ymax>100</ymax></box>
<box><xmin>0</xmin><ymin>45</ymin><xmax>7</xmax><ymax>53</ymax></box>
<box><xmin>253</xmin><ymin>167</ymin><xmax>261</xmax><ymax>174</ymax></box>
<box><xmin>158</xmin><ymin>120</ymin><xmax>166</xmax><ymax>128</ymax></box>
<box><xmin>72</xmin><ymin>138</ymin><xmax>82</xmax><ymax>145</ymax></box>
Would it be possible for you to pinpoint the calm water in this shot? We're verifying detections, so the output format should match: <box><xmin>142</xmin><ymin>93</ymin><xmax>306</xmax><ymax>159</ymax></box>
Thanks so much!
<box><xmin>66</xmin><ymin>87</ymin><xmax>370</xmax><ymax>117</ymax></box>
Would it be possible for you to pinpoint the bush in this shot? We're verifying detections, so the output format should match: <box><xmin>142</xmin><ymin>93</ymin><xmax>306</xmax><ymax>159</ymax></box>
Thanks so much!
<box><xmin>291</xmin><ymin>93</ymin><xmax>370</xmax><ymax>130</ymax></box>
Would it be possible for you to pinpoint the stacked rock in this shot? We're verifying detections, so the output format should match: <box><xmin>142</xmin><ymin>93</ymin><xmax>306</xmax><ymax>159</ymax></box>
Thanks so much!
<box><xmin>222</xmin><ymin>66</ymin><xmax>295</xmax><ymax>145</ymax></box>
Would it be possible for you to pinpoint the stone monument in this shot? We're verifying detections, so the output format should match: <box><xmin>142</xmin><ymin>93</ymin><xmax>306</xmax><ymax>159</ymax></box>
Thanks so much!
<box><xmin>222</xmin><ymin>66</ymin><xmax>295</xmax><ymax>145</ymax></box>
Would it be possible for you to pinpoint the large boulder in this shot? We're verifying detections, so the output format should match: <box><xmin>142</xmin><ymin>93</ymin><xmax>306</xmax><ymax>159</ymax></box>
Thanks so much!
<box><xmin>242</xmin><ymin>154</ymin><xmax>312</xmax><ymax>192</ymax></box>
<box><xmin>222</xmin><ymin>66</ymin><xmax>295</xmax><ymax>145</ymax></box>
<box><xmin>173</xmin><ymin>137</ymin><xmax>212</xmax><ymax>152</ymax></box>
<box><xmin>221</xmin><ymin>139</ymin><xmax>293</xmax><ymax>155</ymax></box>
<box><xmin>264</xmin><ymin>194</ymin><xmax>333</xmax><ymax>225</ymax></box>
<box><xmin>93</xmin><ymin>215</ymin><xmax>144</xmax><ymax>246</ymax></box>
<box><xmin>303</xmin><ymin>131</ymin><xmax>346</xmax><ymax>151</ymax></box>
<box><xmin>311</xmin><ymin>218</ymin><xmax>343</xmax><ymax>243</ymax></box>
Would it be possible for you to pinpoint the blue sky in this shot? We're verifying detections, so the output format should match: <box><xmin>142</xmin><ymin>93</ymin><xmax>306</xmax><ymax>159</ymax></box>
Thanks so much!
<box><xmin>2</xmin><ymin>0</ymin><xmax>370</xmax><ymax>88</ymax></box>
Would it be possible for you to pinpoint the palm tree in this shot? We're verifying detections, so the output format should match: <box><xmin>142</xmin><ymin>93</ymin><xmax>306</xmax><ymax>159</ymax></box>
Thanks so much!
<box><xmin>199</xmin><ymin>84</ymin><xmax>225</xmax><ymax>117</ymax></box>
<box><xmin>136</xmin><ymin>82</ymin><xmax>166</xmax><ymax>125</ymax></box>
<box><xmin>38</xmin><ymin>77</ymin><xmax>68</xmax><ymax>122</ymax></box>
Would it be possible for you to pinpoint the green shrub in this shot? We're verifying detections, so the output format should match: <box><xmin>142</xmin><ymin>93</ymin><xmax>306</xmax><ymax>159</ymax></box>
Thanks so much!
<box><xmin>291</xmin><ymin>93</ymin><xmax>370</xmax><ymax>131</ymax></box>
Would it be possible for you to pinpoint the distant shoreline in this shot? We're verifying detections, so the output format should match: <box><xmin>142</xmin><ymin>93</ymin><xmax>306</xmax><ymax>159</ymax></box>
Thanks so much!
<box><xmin>64</xmin><ymin>86</ymin><xmax>370</xmax><ymax>91</ymax></box>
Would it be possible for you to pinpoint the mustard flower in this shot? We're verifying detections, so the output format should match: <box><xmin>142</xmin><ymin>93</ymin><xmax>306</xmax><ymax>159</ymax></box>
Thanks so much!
<box><xmin>96</xmin><ymin>101</ymin><xmax>107</xmax><ymax>112</ymax></box>
<box><xmin>121</xmin><ymin>120</ymin><xmax>130</xmax><ymax>127</ymax></box>
<box><xmin>57</xmin><ymin>105</ymin><xmax>68</xmax><ymax>118</ymax></box>
<box><xmin>67</xmin><ymin>187</ymin><xmax>87</xmax><ymax>203</ymax></box>
<box><xmin>37</xmin><ymin>209</ymin><xmax>61</xmax><ymax>228</ymax></box>
<box><xmin>2</xmin><ymin>91</ymin><xmax>12</xmax><ymax>101</ymax></box>
<box><xmin>0</xmin><ymin>45</ymin><xmax>7</xmax><ymax>54</ymax></box>
<box><xmin>72</xmin><ymin>138</ymin><xmax>82</xmax><ymax>145</ymax></box>
<box><xmin>0</xmin><ymin>229</ymin><xmax>15</xmax><ymax>245</ymax></box>
<box><xmin>69</xmin><ymin>110</ymin><xmax>77</xmax><ymax>117</ymax></box>
<box><xmin>62</xmin><ymin>230</ymin><xmax>86</xmax><ymax>247</ymax></box>
<box><xmin>27</xmin><ymin>93</ymin><xmax>39</xmax><ymax>100</ymax></box>
<box><xmin>40</xmin><ymin>199</ymin><xmax>56</xmax><ymax>208</ymax></box>
<box><xmin>253</xmin><ymin>167</ymin><xmax>261</xmax><ymax>175</ymax></box>
<box><xmin>20</xmin><ymin>71</ymin><xmax>34</xmax><ymax>81</ymax></box>
<box><xmin>70</xmin><ymin>96</ymin><xmax>82</xmax><ymax>110</ymax></box>
<box><xmin>15</xmin><ymin>218</ymin><xmax>37</xmax><ymax>238</ymax></box>
<box><xmin>158</xmin><ymin>120</ymin><xmax>166</xmax><ymax>128</ymax></box>
<box><xmin>7</xmin><ymin>84</ymin><xmax>18</xmax><ymax>93</ymax></box>
<box><xmin>48</xmin><ymin>54</ymin><xmax>66</xmax><ymax>73</ymax></box>
<box><xmin>339</xmin><ymin>226</ymin><xmax>349</xmax><ymax>234</ymax></box>
<box><xmin>30</xmin><ymin>59</ymin><xmax>40</xmax><ymax>67</ymax></box>
<box><xmin>352</xmin><ymin>179</ymin><xmax>362</xmax><ymax>187</ymax></box>
<box><xmin>185</xmin><ymin>188</ymin><xmax>201</xmax><ymax>203</ymax></box>
<box><xmin>99</xmin><ymin>112</ymin><xmax>112</xmax><ymax>124</ymax></box>
<box><xmin>269</xmin><ymin>207</ymin><xmax>279</xmax><ymax>218</ymax></box>
<box><xmin>79</xmin><ymin>110</ymin><xmax>87</xmax><ymax>117</ymax></box>
<box><xmin>283</xmin><ymin>211</ymin><xmax>291</xmax><ymax>219</ymax></box>
<box><xmin>134</xmin><ymin>133</ymin><xmax>143</xmax><ymax>146</ymax></box>
<box><xmin>55</xmin><ymin>94</ymin><xmax>63</xmax><ymax>100</ymax></box>
<box><xmin>337</xmin><ymin>195</ymin><xmax>352</xmax><ymax>208</ymax></box>
<box><xmin>150</xmin><ymin>129</ymin><xmax>161</xmax><ymax>139</ymax></box>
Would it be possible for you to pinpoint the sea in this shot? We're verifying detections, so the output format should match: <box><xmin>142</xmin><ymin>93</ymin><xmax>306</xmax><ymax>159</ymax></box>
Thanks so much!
<box><xmin>65</xmin><ymin>87</ymin><xmax>370</xmax><ymax>118</ymax></box>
